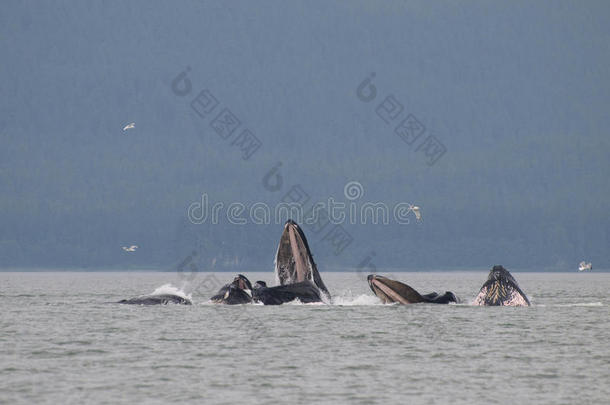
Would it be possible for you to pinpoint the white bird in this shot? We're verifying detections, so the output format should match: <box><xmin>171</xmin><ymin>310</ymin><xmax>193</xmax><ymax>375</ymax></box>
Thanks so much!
<box><xmin>122</xmin><ymin>245</ymin><xmax>138</xmax><ymax>252</ymax></box>
<box><xmin>578</xmin><ymin>261</ymin><xmax>592</xmax><ymax>272</ymax></box>
<box><xmin>123</xmin><ymin>122</ymin><xmax>135</xmax><ymax>131</ymax></box>
<box><xmin>409</xmin><ymin>204</ymin><xmax>422</xmax><ymax>221</ymax></box>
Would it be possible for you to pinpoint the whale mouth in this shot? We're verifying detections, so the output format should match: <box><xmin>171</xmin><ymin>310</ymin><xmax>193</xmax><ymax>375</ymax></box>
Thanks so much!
<box><xmin>233</xmin><ymin>274</ymin><xmax>252</xmax><ymax>291</ymax></box>
<box><xmin>274</xmin><ymin>220</ymin><xmax>330</xmax><ymax>299</ymax></box>
<box><xmin>210</xmin><ymin>274</ymin><xmax>254</xmax><ymax>304</ymax></box>
<box><xmin>474</xmin><ymin>265</ymin><xmax>530</xmax><ymax>306</ymax></box>
<box><xmin>367</xmin><ymin>275</ymin><xmax>424</xmax><ymax>304</ymax></box>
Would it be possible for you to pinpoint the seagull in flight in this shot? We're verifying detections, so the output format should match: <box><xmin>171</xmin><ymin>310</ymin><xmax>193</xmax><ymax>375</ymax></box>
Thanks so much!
<box><xmin>409</xmin><ymin>204</ymin><xmax>422</xmax><ymax>221</ymax></box>
<box><xmin>122</xmin><ymin>245</ymin><xmax>138</xmax><ymax>252</ymax></box>
<box><xmin>123</xmin><ymin>122</ymin><xmax>135</xmax><ymax>131</ymax></box>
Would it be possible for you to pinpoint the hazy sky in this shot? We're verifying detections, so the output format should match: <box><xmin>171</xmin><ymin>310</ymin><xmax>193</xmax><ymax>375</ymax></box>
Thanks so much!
<box><xmin>1</xmin><ymin>1</ymin><xmax>609</xmax><ymax>270</ymax></box>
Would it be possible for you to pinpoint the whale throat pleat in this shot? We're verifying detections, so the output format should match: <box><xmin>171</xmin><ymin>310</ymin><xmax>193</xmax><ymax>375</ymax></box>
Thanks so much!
<box><xmin>289</xmin><ymin>225</ymin><xmax>310</xmax><ymax>283</ymax></box>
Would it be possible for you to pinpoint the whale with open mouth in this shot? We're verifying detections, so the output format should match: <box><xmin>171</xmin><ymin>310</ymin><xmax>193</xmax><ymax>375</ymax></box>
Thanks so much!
<box><xmin>211</xmin><ymin>220</ymin><xmax>329</xmax><ymax>305</ymax></box>
<box><xmin>367</xmin><ymin>274</ymin><xmax>459</xmax><ymax>304</ymax></box>
<box><xmin>473</xmin><ymin>265</ymin><xmax>530</xmax><ymax>306</ymax></box>
<box><xmin>210</xmin><ymin>274</ymin><xmax>253</xmax><ymax>305</ymax></box>
<box><xmin>274</xmin><ymin>219</ymin><xmax>330</xmax><ymax>300</ymax></box>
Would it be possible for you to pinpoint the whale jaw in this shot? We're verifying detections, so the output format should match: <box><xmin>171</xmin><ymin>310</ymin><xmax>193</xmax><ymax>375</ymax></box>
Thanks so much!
<box><xmin>367</xmin><ymin>275</ymin><xmax>425</xmax><ymax>304</ymax></box>
<box><xmin>274</xmin><ymin>220</ymin><xmax>330</xmax><ymax>299</ymax></box>
<box><xmin>474</xmin><ymin>265</ymin><xmax>530</xmax><ymax>306</ymax></box>
<box><xmin>210</xmin><ymin>274</ymin><xmax>253</xmax><ymax>305</ymax></box>
<box><xmin>367</xmin><ymin>275</ymin><xmax>459</xmax><ymax>304</ymax></box>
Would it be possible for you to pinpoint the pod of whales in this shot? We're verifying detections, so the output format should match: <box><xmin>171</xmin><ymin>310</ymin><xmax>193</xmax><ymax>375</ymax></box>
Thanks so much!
<box><xmin>367</xmin><ymin>274</ymin><xmax>459</xmax><ymax>304</ymax></box>
<box><xmin>211</xmin><ymin>220</ymin><xmax>328</xmax><ymax>305</ymax></box>
<box><xmin>210</xmin><ymin>277</ymin><xmax>323</xmax><ymax>305</ymax></box>
<box><xmin>118</xmin><ymin>220</ymin><xmax>530</xmax><ymax>307</ymax></box>
<box><xmin>117</xmin><ymin>220</ymin><xmax>329</xmax><ymax>306</ymax></box>
<box><xmin>473</xmin><ymin>265</ymin><xmax>530</xmax><ymax>306</ymax></box>
<box><xmin>368</xmin><ymin>266</ymin><xmax>529</xmax><ymax>306</ymax></box>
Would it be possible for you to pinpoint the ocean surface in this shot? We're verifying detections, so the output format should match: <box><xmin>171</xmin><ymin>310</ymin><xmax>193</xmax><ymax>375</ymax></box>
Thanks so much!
<box><xmin>0</xmin><ymin>271</ymin><xmax>608</xmax><ymax>404</ymax></box>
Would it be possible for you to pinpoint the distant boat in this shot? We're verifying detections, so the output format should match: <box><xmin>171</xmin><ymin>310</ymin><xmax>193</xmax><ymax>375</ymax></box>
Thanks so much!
<box><xmin>578</xmin><ymin>261</ymin><xmax>592</xmax><ymax>272</ymax></box>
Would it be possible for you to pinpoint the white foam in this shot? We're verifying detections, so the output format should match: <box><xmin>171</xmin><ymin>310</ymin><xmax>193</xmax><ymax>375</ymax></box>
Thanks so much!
<box><xmin>150</xmin><ymin>283</ymin><xmax>192</xmax><ymax>300</ymax></box>
<box><xmin>283</xmin><ymin>298</ymin><xmax>325</xmax><ymax>305</ymax></box>
<box><xmin>331</xmin><ymin>293</ymin><xmax>384</xmax><ymax>306</ymax></box>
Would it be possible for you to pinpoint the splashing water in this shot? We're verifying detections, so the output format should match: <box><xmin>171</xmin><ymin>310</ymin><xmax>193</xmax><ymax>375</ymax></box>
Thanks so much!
<box><xmin>331</xmin><ymin>291</ymin><xmax>385</xmax><ymax>306</ymax></box>
<box><xmin>150</xmin><ymin>283</ymin><xmax>192</xmax><ymax>301</ymax></box>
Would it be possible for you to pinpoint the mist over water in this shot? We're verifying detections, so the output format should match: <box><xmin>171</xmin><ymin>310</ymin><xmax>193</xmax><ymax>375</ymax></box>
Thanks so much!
<box><xmin>1</xmin><ymin>271</ymin><xmax>608</xmax><ymax>404</ymax></box>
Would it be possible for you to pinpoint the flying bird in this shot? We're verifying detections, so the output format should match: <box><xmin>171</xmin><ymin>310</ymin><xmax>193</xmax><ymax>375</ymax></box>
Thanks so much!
<box><xmin>409</xmin><ymin>205</ymin><xmax>422</xmax><ymax>221</ymax></box>
<box><xmin>123</xmin><ymin>122</ymin><xmax>135</xmax><ymax>131</ymax></box>
<box><xmin>122</xmin><ymin>245</ymin><xmax>138</xmax><ymax>252</ymax></box>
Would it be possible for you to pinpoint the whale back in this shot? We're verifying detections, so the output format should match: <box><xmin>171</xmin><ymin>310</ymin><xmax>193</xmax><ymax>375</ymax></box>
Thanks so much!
<box><xmin>118</xmin><ymin>294</ymin><xmax>192</xmax><ymax>305</ymax></box>
<box><xmin>253</xmin><ymin>280</ymin><xmax>322</xmax><ymax>305</ymax></box>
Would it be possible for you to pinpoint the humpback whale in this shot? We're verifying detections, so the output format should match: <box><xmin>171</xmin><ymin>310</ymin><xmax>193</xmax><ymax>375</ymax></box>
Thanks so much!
<box><xmin>118</xmin><ymin>294</ymin><xmax>192</xmax><ymax>305</ymax></box>
<box><xmin>210</xmin><ymin>274</ymin><xmax>253</xmax><ymax>305</ymax></box>
<box><xmin>211</xmin><ymin>220</ymin><xmax>329</xmax><ymax>305</ymax></box>
<box><xmin>367</xmin><ymin>274</ymin><xmax>459</xmax><ymax>304</ymax></box>
<box><xmin>252</xmin><ymin>280</ymin><xmax>322</xmax><ymax>305</ymax></box>
<box><xmin>473</xmin><ymin>265</ymin><xmax>530</xmax><ymax>306</ymax></box>
<box><xmin>275</xmin><ymin>220</ymin><xmax>330</xmax><ymax>300</ymax></box>
<box><xmin>210</xmin><ymin>276</ymin><xmax>324</xmax><ymax>305</ymax></box>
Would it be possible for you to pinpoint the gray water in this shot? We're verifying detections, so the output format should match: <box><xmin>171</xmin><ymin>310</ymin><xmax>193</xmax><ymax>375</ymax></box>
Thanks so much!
<box><xmin>1</xmin><ymin>271</ymin><xmax>608</xmax><ymax>404</ymax></box>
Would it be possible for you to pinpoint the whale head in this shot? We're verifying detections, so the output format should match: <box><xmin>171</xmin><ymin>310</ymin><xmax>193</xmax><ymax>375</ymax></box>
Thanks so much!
<box><xmin>473</xmin><ymin>265</ymin><xmax>530</xmax><ymax>306</ymax></box>
<box><xmin>274</xmin><ymin>220</ymin><xmax>330</xmax><ymax>299</ymax></box>
<box><xmin>233</xmin><ymin>274</ymin><xmax>252</xmax><ymax>291</ymax></box>
<box><xmin>210</xmin><ymin>274</ymin><xmax>253</xmax><ymax>305</ymax></box>
<box><xmin>367</xmin><ymin>274</ymin><xmax>425</xmax><ymax>304</ymax></box>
